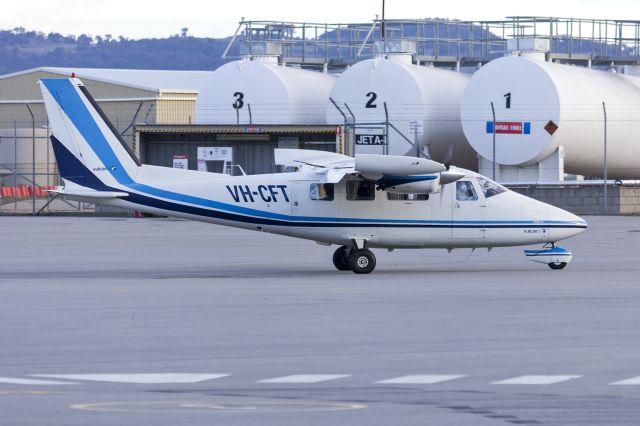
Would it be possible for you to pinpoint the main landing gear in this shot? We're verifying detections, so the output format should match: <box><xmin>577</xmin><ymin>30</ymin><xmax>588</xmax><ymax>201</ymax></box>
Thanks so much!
<box><xmin>333</xmin><ymin>245</ymin><xmax>377</xmax><ymax>274</ymax></box>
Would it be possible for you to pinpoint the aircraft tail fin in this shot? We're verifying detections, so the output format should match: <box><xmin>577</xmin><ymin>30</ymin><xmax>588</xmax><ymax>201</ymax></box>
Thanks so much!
<box><xmin>40</xmin><ymin>78</ymin><xmax>141</xmax><ymax>190</ymax></box>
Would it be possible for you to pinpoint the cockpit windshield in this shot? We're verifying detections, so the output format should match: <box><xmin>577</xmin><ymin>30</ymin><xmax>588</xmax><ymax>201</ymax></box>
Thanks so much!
<box><xmin>476</xmin><ymin>177</ymin><xmax>508</xmax><ymax>198</ymax></box>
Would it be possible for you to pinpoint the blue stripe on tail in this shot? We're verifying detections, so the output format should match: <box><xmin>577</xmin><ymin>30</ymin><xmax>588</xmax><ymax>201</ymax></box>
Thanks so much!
<box><xmin>41</xmin><ymin>79</ymin><xmax>134</xmax><ymax>184</ymax></box>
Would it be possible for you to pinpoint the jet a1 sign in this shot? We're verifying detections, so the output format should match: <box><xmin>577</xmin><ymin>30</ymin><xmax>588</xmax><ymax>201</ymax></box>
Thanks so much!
<box><xmin>356</xmin><ymin>127</ymin><xmax>386</xmax><ymax>145</ymax></box>
<box><xmin>486</xmin><ymin>121</ymin><xmax>531</xmax><ymax>135</ymax></box>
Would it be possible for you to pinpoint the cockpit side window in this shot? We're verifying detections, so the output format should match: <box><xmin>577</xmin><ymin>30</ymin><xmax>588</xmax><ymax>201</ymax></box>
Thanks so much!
<box><xmin>346</xmin><ymin>180</ymin><xmax>376</xmax><ymax>201</ymax></box>
<box><xmin>476</xmin><ymin>177</ymin><xmax>507</xmax><ymax>198</ymax></box>
<box><xmin>310</xmin><ymin>183</ymin><xmax>334</xmax><ymax>201</ymax></box>
<box><xmin>456</xmin><ymin>180</ymin><xmax>478</xmax><ymax>201</ymax></box>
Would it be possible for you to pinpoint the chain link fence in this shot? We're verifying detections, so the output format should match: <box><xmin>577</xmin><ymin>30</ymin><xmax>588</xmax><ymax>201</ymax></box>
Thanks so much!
<box><xmin>2</xmin><ymin>99</ymin><xmax>639</xmax><ymax>215</ymax></box>
<box><xmin>0</xmin><ymin>119</ymin><xmax>98</xmax><ymax>215</ymax></box>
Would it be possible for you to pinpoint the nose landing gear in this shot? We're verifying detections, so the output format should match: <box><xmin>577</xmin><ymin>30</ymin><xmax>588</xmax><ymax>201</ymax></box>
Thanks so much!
<box><xmin>524</xmin><ymin>242</ymin><xmax>572</xmax><ymax>270</ymax></box>
<box><xmin>332</xmin><ymin>245</ymin><xmax>377</xmax><ymax>274</ymax></box>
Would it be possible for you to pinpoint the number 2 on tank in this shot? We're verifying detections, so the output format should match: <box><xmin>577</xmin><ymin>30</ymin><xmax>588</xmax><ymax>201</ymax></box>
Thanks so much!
<box><xmin>365</xmin><ymin>91</ymin><xmax>377</xmax><ymax>108</ymax></box>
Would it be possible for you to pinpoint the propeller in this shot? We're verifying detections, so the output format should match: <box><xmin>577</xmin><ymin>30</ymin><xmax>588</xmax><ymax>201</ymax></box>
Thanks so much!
<box><xmin>439</xmin><ymin>140</ymin><xmax>465</xmax><ymax>185</ymax></box>
<box><xmin>443</xmin><ymin>139</ymin><xmax>454</xmax><ymax>171</ymax></box>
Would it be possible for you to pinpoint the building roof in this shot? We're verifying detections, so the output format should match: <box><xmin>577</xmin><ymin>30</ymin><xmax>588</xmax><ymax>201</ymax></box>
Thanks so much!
<box><xmin>0</xmin><ymin>67</ymin><xmax>215</xmax><ymax>93</ymax></box>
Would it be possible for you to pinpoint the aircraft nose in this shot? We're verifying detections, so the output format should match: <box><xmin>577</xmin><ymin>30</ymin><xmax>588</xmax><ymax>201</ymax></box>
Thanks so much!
<box><xmin>548</xmin><ymin>205</ymin><xmax>588</xmax><ymax>240</ymax></box>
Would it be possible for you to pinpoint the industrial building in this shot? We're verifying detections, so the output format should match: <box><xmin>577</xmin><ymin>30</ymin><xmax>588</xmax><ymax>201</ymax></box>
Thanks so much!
<box><xmin>134</xmin><ymin>124</ymin><xmax>340</xmax><ymax>176</ymax></box>
<box><xmin>0</xmin><ymin>67</ymin><xmax>213</xmax><ymax>185</ymax></box>
<box><xmin>0</xmin><ymin>67</ymin><xmax>213</xmax><ymax>212</ymax></box>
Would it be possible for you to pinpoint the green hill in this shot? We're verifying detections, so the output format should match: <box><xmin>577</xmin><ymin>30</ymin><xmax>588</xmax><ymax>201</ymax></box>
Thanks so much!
<box><xmin>0</xmin><ymin>27</ymin><xmax>235</xmax><ymax>75</ymax></box>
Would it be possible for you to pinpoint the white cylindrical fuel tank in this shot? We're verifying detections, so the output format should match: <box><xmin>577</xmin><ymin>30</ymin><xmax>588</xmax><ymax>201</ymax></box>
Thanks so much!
<box><xmin>461</xmin><ymin>56</ymin><xmax>640</xmax><ymax>179</ymax></box>
<box><xmin>326</xmin><ymin>57</ymin><xmax>474</xmax><ymax>169</ymax></box>
<box><xmin>196</xmin><ymin>58</ymin><xmax>336</xmax><ymax>125</ymax></box>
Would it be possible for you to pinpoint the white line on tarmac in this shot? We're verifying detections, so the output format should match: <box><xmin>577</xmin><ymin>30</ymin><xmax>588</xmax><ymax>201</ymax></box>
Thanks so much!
<box><xmin>375</xmin><ymin>375</ymin><xmax>467</xmax><ymax>384</ymax></box>
<box><xmin>492</xmin><ymin>375</ymin><xmax>582</xmax><ymax>385</ymax></box>
<box><xmin>32</xmin><ymin>373</ymin><xmax>229</xmax><ymax>384</ymax></box>
<box><xmin>0</xmin><ymin>377</ymin><xmax>78</xmax><ymax>385</ymax></box>
<box><xmin>258</xmin><ymin>374</ymin><xmax>351</xmax><ymax>384</ymax></box>
<box><xmin>610</xmin><ymin>376</ymin><xmax>640</xmax><ymax>385</ymax></box>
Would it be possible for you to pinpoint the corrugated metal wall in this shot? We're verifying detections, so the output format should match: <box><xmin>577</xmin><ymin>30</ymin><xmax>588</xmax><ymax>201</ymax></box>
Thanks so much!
<box><xmin>140</xmin><ymin>130</ymin><xmax>337</xmax><ymax>175</ymax></box>
<box><xmin>143</xmin><ymin>135</ymin><xmax>278</xmax><ymax>175</ymax></box>
<box><xmin>156</xmin><ymin>91</ymin><xmax>198</xmax><ymax>125</ymax></box>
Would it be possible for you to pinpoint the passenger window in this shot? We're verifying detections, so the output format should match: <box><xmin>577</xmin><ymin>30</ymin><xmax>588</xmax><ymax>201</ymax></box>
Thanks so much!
<box><xmin>346</xmin><ymin>180</ymin><xmax>376</xmax><ymax>201</ymax></box>
<box><xmin>310</xmin><ymin>183</ymin><xmax>334</xmax><ymax>201</ymax></box>
<box><xmin>476</xmin><ymin>177</ymin><xmax>507</xmax><ymax>198</ymax></box>
<box><xmin>387</xmin><ymin>193</ymin><xmax>429</xmax><ymax>201</ymax></box>
<box><xmin>456</xmin><ymin>180</ymin><xmax>478</xmax><ymax>201</ymax></box>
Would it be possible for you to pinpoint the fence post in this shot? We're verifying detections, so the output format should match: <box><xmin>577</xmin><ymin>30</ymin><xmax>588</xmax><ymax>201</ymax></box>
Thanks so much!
<box><xmin>343</xmin><ymin>103</ymin><xmax>356</xmax><ymax>156</ymax></box>
<box><xmin>383</xmin><ymin>101</ymin><xmax>390</xmax><ymax>156</ymax></box>
<box><xmin>329</xmin><ymin>97</ymin><xmax>351</xmax><ymax>156</ymax></box>
<box><xmin>13</xmin><ymin>121</ymin><xmax>17</xmax><ymax>211</ymax></box>
<box><xmin>490</xmin><ymin>101</ymin><xmax>496</xmax><ymax>181</ymax></box>
<box><xmin>602</xmin><ymin>101</ymin><xmax>608</xmax><ymax>215</ymax></box>
<box><xmin>26</xmin><ymin>104</ymin><xmax>36</xmax><ymax>216</ymax></box>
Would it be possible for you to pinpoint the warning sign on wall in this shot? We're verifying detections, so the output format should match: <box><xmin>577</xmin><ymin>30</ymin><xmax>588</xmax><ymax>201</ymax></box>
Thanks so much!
<box><xmin>172</xmin><ymin>154</ymin><xmax>188</xmax><ymax>169</ymax></box>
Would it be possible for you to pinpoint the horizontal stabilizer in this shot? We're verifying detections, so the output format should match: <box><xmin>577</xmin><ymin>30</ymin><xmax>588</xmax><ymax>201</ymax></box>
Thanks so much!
<box><xmin>45</xmin><ymin>189</ymin><xmax>129</xmax><ymax>199</ymax></box>
<box><xmin>355</xmin><ymin>154</ymin><xmax>446</xmax><ymax>175</ymax></box>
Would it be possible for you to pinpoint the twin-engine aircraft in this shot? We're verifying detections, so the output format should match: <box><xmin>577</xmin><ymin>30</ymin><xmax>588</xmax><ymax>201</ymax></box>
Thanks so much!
<box><xmin>40</xmin><ymin>78</ymin><xmax>587</xmax><ymax>274</ymax></box>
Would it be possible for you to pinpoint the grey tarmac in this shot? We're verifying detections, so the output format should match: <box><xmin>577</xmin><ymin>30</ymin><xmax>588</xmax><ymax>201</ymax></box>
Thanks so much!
<box><xmin>0</xmin><ymin>215</ymin><xmax>639</xmax><ymax>425</ymax></box>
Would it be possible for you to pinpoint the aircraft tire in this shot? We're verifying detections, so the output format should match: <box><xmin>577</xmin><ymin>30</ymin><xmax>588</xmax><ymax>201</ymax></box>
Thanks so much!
<box><xmin>332</xmin><ymin>246</ymin><xmax>350</xmax><ymax>271</ymax></box>
<box><xmin>548</xmin><ymin>262</ymin><xmax>567</xmax><ymax>270</ymax></box>
<box><xmin>349</xmin><ymin>249</ymin><xmax>376</xmax><ymax>274</ymax></box>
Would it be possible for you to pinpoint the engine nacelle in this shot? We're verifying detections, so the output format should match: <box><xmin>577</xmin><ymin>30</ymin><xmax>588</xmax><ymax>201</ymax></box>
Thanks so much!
<box><xmin>381</xmin><ymin>170</ymin><xmax>465</xmax><ymax>195</ymax></box>
<box><xmin>384</xmin><ymin>178</ymin><xmax>441</xmax><ymax>194</ymax></box>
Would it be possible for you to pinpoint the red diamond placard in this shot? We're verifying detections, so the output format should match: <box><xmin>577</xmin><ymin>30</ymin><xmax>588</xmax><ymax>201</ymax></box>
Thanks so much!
<box><xmin>544</xmin><ymin>120</ymin><xmax>559</xmax><ymax>135</ymax></box>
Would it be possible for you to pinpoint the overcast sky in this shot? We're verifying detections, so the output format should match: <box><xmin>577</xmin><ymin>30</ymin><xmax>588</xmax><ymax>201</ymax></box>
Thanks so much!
<box><xmin>2</xmin><ymin>0</ymin><xmax>639</xmax><ymax>39</ymax></box>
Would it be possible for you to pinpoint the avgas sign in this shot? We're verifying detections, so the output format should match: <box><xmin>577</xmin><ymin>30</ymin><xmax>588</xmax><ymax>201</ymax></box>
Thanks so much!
<box><xmin>486</xmin><ymin>121</ymin><xmax>531</xmax><ymax>135</ymax></box>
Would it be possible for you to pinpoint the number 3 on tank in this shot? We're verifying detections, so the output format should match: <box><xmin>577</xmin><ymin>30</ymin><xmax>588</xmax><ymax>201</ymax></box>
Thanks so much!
<box><xmin>504</xmin><ymin>92</ymin><xmax>511</xmax><ymax>109</ymax></box>
<box><xmin>232</xmin><ymin>92</ymin><xmax>244</xmax><ymax>110</ymax></box>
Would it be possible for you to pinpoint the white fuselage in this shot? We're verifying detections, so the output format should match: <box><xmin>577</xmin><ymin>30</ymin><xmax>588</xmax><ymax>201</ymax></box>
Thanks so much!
<box><xmin>89</xmin><ymin>165</ymin><xmax>585</xmax><ymax>250</ymax></box>
<box><xmin>39</xmin><ymin>77</ymin><xmax>587</xmax><ymax>258</ymax></box>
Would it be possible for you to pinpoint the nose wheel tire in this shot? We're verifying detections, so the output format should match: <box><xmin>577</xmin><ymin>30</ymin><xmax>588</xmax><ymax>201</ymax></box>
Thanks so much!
<box><xmin>332</xmin><ymin>246</ymin><xmax>351</xmax><ymax>271</ymax></box>
<box><xmin>348</xmin><ymin>249</ymin><xmax>376</xmax><ymax>274</ymax></box>
<box><xmin>548</xmin><ymin>262</ymin><xmax>567</xmax><ymax>270</ymax></box>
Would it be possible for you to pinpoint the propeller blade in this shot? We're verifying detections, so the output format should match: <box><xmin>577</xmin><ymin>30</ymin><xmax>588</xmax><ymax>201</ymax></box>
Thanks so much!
<box><xmin>444</xmin><ymin>140</ymin><xmax>454</xmax><ymax>170</ymax></box>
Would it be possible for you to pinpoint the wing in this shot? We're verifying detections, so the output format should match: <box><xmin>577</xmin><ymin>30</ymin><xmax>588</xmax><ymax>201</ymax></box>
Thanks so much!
<box><xmin>274</xmin><ymin>149</ymin><xmax>356</xmax><ymax>183</ymax></box>
<box><xmin>274</xmin><ymin>149</ymin><xmax>450</xmax><ymax>183</ymax></box>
